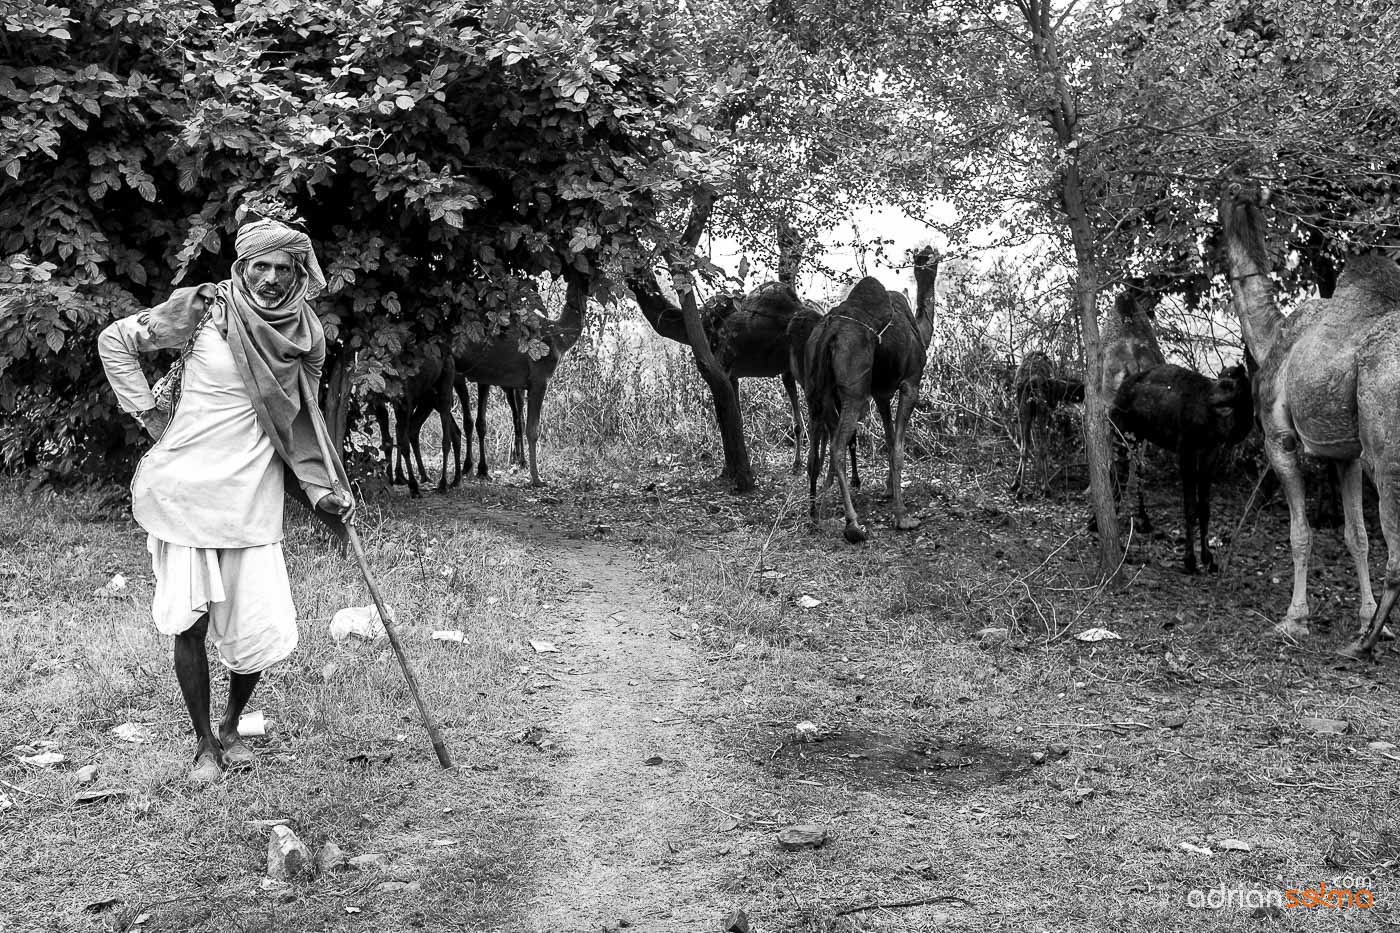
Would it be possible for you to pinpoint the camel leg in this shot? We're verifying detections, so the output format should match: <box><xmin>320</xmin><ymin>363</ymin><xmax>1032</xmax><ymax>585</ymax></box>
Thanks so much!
<box><xmin>806</xmin><ymin>406</ymin><xmax>825</xmax><ymax>521</ymax></box>
<box><xmin>452</xmin><ymin>376</ymin><xmax>472</xmax><ymax>487</ymax></box>
<box><xmin>875</xmin><ymin>396</ymin><xmax>896</xmax><ymax>498</ymax></box>
<box><xmin>1343</xmin><ymin>465</ymin><xmax>1400</xmax><ymax>657</ymax></box>
<box><xmin>507</xmin><ymin>389</ymin><xmax>526</xmax><ymax>468</ymax></box>
<box><xmin>1197</xmin><ymin>448</ymin><xmax>1218</xmax><ymax>573</ymax></box>
<box><xmin>890</xmin><ymin>384</ymin><xmax>921</xmax><ymax>531</ymax></box>
<box><xmin>408</xmin><ymin>403</ymin><xmax>432</xmax><ymax>482</ymax></box>
<box><xmin>475</xmin><ymin>384</ymin><xmax>491</xmax><ymax>479</ymax></box>
<box><xmin>395</xmin><ymin>404</ymin><xmax>421</xmax><ymax>498</ymax></box>
<box><xmin>783</xmin><ymin>371</ymin><xmax>804</xmax><ymax>475</ymax></box>
<box><xmin>1179</xmin><ymin>448</ymin><xmax>1199</xmax><ymax>574</ymax></box>
<box><xmin>1337</xmin><ymin>458</ymin><xmax>1378</xmax><ymax>626</ymax></box>
<box><xmin>1010</xmin><ymin>390</ymin><xmax>1030</xmax><ymax>497</ymax></box>
<box><xmin>1266</xmin><ymin>438</ymin><xmax>1312</xmax><ymax>636</ymax></box>
<box><xmin>374</xmin><ymin>403</ymin><xmax>394</xmax><ymax>484</ymax></box>
<box><xmin>848</xmin><ymin>436</ymin><xmax>861</xmax><ymax>488</ymax></box>
<box><xmin>830</xmin><ymin>402</ymin><xmax>866</xmax><ymax>543</ymax></box>
<box><xmin>525</xmin><ymin>384</ymin><xmax>545</xmax><ymax>487</ymax></box>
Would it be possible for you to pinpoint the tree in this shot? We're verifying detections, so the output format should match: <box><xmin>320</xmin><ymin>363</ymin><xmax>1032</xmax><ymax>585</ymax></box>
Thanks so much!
<box><xmin>1</xmin><ymin>0</ymin><xmax>728</xmax><ymax>476</ymax></box>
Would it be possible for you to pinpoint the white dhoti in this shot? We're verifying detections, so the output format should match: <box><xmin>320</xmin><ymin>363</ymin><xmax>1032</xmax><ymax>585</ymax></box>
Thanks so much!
<box><xmin>147</xmin><ymin>536</ymin><xmax>298</xmax><ymax>674</ymax></box>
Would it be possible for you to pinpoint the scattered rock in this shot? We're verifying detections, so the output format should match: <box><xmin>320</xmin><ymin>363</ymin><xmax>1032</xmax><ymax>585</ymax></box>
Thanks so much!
<box><xmin>111</xmin><ymin>722</ymin><xmax>153</xmax><ymax>743</ymax></box>
<box><xmin>777</xmin><ymin>825</ymin><xmax>829</xmax><ymax>851</ymax></box>
<box><xmin>76</xmin><ymin>765</ymin><xmax>99</xmax><ymax>784</ymax></box>
<box><xmin>1162</xmin><ymin>711</ymin><xmax>1189</xmax><ymax>729</ymax></box>
<box><xmin>431</xmin><ymin>630</ymin><xmax>466</xmax><ymax>644</ymax></box>
<box><xmin>328</xmin><ymin>605</ymin><xmax>391</xmax><ymax>642</ymax></box>
<box><xmin>794</xmin><ymin>721</ymin><xmax>820</xmax><ymax>742</ymax></box>
<box><xmin>348</xmin><ymin>853</ymin><xmax>390</xmax><ymax>871</ymax></box>
<box><xmin>376</xmin><ymin>881</ymin><xmax>422</xmax><ymax>894</ymax></box>
<box><xmin>1367</xmin><ymin>740</ymin><xmax>1396</xmax><ymax>753</ymax></box>
<box><xmin>316</xmin><ymin>841</ymin><xmax>347</xmax><ymax>874</ymax></box>
<box><xmin>19</xmin><ymin>751</ymin><xmax>65</xmax><ymax>768</ymax></box>
<box><xmin>1251</xmin><ymin>904</ymin><xmax>1285</xmax><ymax>920</ymax></box>
<box><xmin>1075</xmin><ymin>627</ymin><xmax>1121</xmax><ymax>642</ymax></box>
<box><xmin>722</xmin><ymin>908</ymin><xmax>750</xmax><ymax>933</ymax></box>
<box><xmin>795</xmin><ymin>595</ymin><xmax>822</xmax><ymax>609</ymax></box>
<box><xmin>94</xmin><ymin>574</ymin><xmax>127</xmax><ymax>598</ymax></box>
<box><xmin>643</xmin><ymin>755</ymin><xmax>664</xmax><ymax>766</ymax></box>
<box><xmin>1030</xmin><ymin>751</ymin><xmax>1047</xmax><ymax>765</ymax></box>
<box><xmin>1218</xmin><ymin>838</ymin><xmax>1251</xmax><ymax>852</ymax></box>
<box><xmin>1300</xmin><ymin>717</ymin><xmax>1348</xmax><ymax>736</ymax></box>
<box><xmin>266</xmin><ymin>826</ymin><xmax>313</xmax><ymax>880</ymax></box>
<box><xmin>529</xmin><ymin>639</ymin><xmax>559</xmax><ymax>653</ymax></box>
<box><xmin>1179</xmin><ymin>841</ymin><xmax>1213</xmax><ymax>856</ymax></box>
<box><xmin>1048</xmin><ymin>743</ymin><xmax>1070</xmax><ymax>759</ymax></box>
<box><xmin>975</xmin><ymin>627</ymin><xmax>1008</xmax><ymax>645</ymax></box>
<box><xmin>74</xmin><ymin>787</ymin><xmax>132</xmax><ymax>805</ymax></box>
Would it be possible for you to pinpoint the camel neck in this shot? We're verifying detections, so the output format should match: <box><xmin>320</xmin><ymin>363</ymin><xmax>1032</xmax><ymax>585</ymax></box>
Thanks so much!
<box><xmin>1222</xmin><ymin>213</ymin><xmax>1284</xmax><ymax>364</ymax></box>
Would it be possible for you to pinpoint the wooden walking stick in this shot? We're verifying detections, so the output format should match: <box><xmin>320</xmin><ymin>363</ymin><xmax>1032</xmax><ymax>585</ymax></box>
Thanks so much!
<box><xmin>306</xmin><ymin>382</ymin><xmax>453</xmax><ymax>769</ymax></box>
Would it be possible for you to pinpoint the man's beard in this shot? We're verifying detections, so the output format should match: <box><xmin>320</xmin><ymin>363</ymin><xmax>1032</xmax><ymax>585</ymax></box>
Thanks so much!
<box><xmin>250</xmin><ymin>284</ymin><xmax>288</xmax><ymax>309</ymax></box>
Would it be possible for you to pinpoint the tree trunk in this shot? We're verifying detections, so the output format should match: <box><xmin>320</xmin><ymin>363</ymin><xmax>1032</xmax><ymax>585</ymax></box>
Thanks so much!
<box><xmin>1062</xmin><ymin>165</ymin><xmax>1122</xmax><ymax>577</ymax></box>
<box><xmin>628</xmin><ymin>189</ymin><xmax>754</xmax><ymax>492</ymax></box>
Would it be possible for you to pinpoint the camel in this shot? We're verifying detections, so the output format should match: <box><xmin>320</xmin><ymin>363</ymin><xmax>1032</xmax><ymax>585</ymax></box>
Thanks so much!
<box><xmin>1099</xmin><ymin>286</ymin><xmax>1165</xmax><ymax>402</ymax></box>
<box><xmin>1111</xmin><ymin>361</ymin><xmax>1254</xmax><ymax>573</ymax></box>
<box><xmin>451</xmin><ymin>381</ymin><xmax>525</xmax><ymax>479</ymax></box>
<box><xmin>631</xmin><ymin>278</ymin><xmax>813</xmax><ymax>473</ymax></box>
<box><xmin>1220</xmin><ymin>181</ymin><xmax>1400</xmax><ymax>657</ymax></box>
<box><xmin>1009</xmin><ymin>351</ymin><xmax>1085</xmax><ymax>498</ymax></box>
<box><xmin>805</xmin><ymin>247</ymin><xmax>940</xmax><ymax>542</ymax></box>
<box><xmin>370</xmin><ymin>350</ymin><xmax>459</xmax><ymax>497</ymax></box>
<box><xmin>787</xmin><ymin>299</ymin><xmax>861</xmax><ymax>488</ymax></box>
<box><xmin>454</xmin><ymin>274</ymin><xmax>587</xmax><ymax>487</ymax></box>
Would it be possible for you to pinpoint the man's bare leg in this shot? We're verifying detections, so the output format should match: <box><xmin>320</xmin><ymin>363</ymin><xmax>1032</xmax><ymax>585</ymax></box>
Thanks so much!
<box><xmin>173</xmin><ymin>614</ymin><xmax>222</xmax><ymax>784</ymax></box>
<box><xmin>217</xmin><ymin>671</ymin><xmax>262</xmax><ymax>768</ymax></box>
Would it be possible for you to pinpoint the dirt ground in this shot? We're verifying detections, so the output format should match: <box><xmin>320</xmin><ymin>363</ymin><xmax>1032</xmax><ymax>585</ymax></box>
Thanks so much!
<box><xmin>3</xmin><ymin>431</ymin><xmax>1399</xmax><ymax>932</ymax></box>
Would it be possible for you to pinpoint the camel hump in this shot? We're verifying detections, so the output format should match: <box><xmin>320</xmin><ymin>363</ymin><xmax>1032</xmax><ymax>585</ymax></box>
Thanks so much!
<box><xmin>1335</xmin><ymin>252</ymin><xmax>1400</xmax><ymax>305</ymax></box>
<box><xmin>844</xmin><ymin>276</ymin><xmax>891</xmax><ymax>311</ymax></box>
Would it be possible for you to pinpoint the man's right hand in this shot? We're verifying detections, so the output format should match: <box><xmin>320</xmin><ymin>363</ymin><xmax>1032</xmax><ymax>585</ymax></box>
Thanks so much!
<box><xmin>136</xmin><ymin>407</ymin><xmax>170</xmax><ymax>440</ymax></box>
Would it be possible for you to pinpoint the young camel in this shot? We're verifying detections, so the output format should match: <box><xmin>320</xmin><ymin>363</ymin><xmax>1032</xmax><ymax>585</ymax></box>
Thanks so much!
<box><xmin>1111</xmin><ymin>361</ymin><xmax>1254</xmax><ymax>573</ymax></box>
<box><xmin>1008</xmin><ymin>351</ymin><xmax>1086</xmax><ymax>498</ymax></box>
<box><xmin>1220</xmin><ymin>181</ymin><xmax>1400</xmax><ymax>657</ymax></box>
<box><xmin>371</xmin><ymin>350</ymin><xmax>459</xmax><ymax>497</ymax></box>
<box><xmin>787</xmin><ymin>299</ymin><xmax>861</xmax><ymax>489</ymax></box>
<box><xmin>805</xmin><ymin>247</ymin><xmax>940</xmax><ymax>543</ymax></box>
<box><xmin>454</xmin><ymin>273</ymin><xmax>587</xmax><ymax>486</ymax></box>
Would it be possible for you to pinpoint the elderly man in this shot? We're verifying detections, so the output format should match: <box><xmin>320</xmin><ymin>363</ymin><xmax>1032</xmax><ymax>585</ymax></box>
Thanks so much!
<box><xmin>99</xmin><ymin>218</ymin><xmax>354</xmax><ymax>786</ymax></box>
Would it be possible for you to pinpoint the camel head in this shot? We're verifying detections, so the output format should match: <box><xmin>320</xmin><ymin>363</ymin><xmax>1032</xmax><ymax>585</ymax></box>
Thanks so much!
<box><xmin>910</xmin><ymin>244</ymin><xmax>941</xmax><ymax>345</ymax></box>
<box><xmin>1210</xmin><ymin>360</ymin><xmax>1256</xmax><ymax>445</ymax></box>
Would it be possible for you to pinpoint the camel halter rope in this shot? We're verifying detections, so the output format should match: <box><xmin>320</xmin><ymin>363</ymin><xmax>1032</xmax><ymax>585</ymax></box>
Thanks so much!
<box><xmin>832</xmin><ymin>314</ymin><xmax>894</xmax><ymax>343</ymax></box>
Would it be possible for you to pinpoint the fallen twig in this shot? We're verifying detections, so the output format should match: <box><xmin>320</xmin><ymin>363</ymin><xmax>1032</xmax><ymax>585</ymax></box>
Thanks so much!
<box><xmin>835</xmin><ymin>894</ymin><xmax>973</xmax><ymax>917</ymax></box>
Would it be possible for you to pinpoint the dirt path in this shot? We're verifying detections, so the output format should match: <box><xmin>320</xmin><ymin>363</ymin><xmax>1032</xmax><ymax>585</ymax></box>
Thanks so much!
<box><xmin>469</xmin><ymin>508</ymin><xmax>747</xmax><ymax>933</ymax></box>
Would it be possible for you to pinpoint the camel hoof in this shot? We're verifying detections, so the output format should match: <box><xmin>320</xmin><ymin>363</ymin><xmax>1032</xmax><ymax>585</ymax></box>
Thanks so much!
<box><xmin>1337</xmin><ymin>641</ymin><xmax>1372</xmax><ymax>661</ymax></box>
<box><xmin>1272</xmin><ymin>619</ymin><xmax>1309</xmax><ymax>639</ymax></box>
<box><xmin>843</xmin><ymin>523</ymin><xmax>867</xmax><ymax>545</ymax></box>
<box><xmin>895</xmin><ymin>516</ymin><xmax>921</xmax><ymax>531</ymax></box>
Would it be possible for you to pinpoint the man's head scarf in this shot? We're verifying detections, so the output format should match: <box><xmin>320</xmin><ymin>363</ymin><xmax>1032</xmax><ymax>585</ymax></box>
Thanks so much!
<box><xmin>215</xmin><ymin>220</ymin><xmax>349</xmax><ymax>501</ymax></box>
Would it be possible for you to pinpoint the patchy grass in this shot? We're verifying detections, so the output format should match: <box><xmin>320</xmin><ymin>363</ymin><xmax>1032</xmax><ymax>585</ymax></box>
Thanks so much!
<box><xmin>0</xmin><ymin>483</ymin><xmax>554</xmax><ymax>932</ymax></box>
<box><xmin>5</xmin><ymin>394</ymin><xmax>1400</xmax><ymax>932</ymax></box>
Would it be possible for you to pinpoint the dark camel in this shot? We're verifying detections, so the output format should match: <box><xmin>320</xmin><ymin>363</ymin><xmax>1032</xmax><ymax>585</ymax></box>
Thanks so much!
<box><xmin>1009</xmin><ymin>350</ymin><xmax>1085</xmax><ymax>498</ymax></box>
<box><xmin>451</xmin><ymin>381</ymin><xmax>525</xmax><ymax>479</ymax></box>
<box><xmin>805</xmin><ymin>247</ymin><xmax>940</xmax><ymax>542</ymax></box>
<box><xmin>1111</xmin><ymin>361</ymin><xmax>1254</xmax><ymax>573</ymax></box>
<box><xmin>787</xmin><ymin>299</ymin><xmax>861</xmax><ymax>488</ymax></box>
<box><xmin>371</xmin><ymin>350</ymin><xmax>459</xmax><ymax>497</ymax></box>
<box><xmin>454</xmin><ymin>274</ymin><xmax>587</xmax><ymax>486</ymax></box>
<box><xmin>632</xmin><ymin>278</ymin><xmax>814</xmax><ymax>473</ymax></box>
<box><xmin>1221</xmin><ymin>182</ymin><xmax>1400</xmax><ymax>657</ymax></box>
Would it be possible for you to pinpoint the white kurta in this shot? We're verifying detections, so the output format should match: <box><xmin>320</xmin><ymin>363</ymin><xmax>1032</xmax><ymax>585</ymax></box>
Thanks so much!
<box><xmin>130</xmin><ymin>310</ymin><xmax>285</xmax><ymax>547</ymax></box>
<box><xmin>98</xmin><ymin>303</ymin><xmax>314</xmax><ymax>673</ymax></box>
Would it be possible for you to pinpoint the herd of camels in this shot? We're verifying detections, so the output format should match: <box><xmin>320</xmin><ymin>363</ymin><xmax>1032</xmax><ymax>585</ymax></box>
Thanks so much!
<box><xmin>372</xmin><ymin>183</ymin><xmax>1400</xmax><ymax>662</ymax></box>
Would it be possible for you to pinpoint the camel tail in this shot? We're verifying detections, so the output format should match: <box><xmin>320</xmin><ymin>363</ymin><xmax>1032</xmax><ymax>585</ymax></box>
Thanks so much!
<box><xmin>806</xmin><ymin>326</ymin><xmax>840</xmax><ymax>435</ymax></box>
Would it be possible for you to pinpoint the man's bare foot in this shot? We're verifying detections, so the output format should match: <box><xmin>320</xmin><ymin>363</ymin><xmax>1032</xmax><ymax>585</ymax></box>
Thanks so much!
<box><xmin>189</xmin><ymin>747</ymin><xmax>223</xmax><ymax>787</ymax></box>
<box><xmin>219</xmin><ymin>730</ymin><xmax>255</xmax><ymax>769</ymax></box>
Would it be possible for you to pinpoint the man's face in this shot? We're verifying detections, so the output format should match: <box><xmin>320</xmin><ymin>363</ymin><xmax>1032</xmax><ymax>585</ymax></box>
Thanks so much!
<box><xmin>242</xmin><ymin>249</ymin><xmax>298</xmax><ymax>309</ymax></box>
